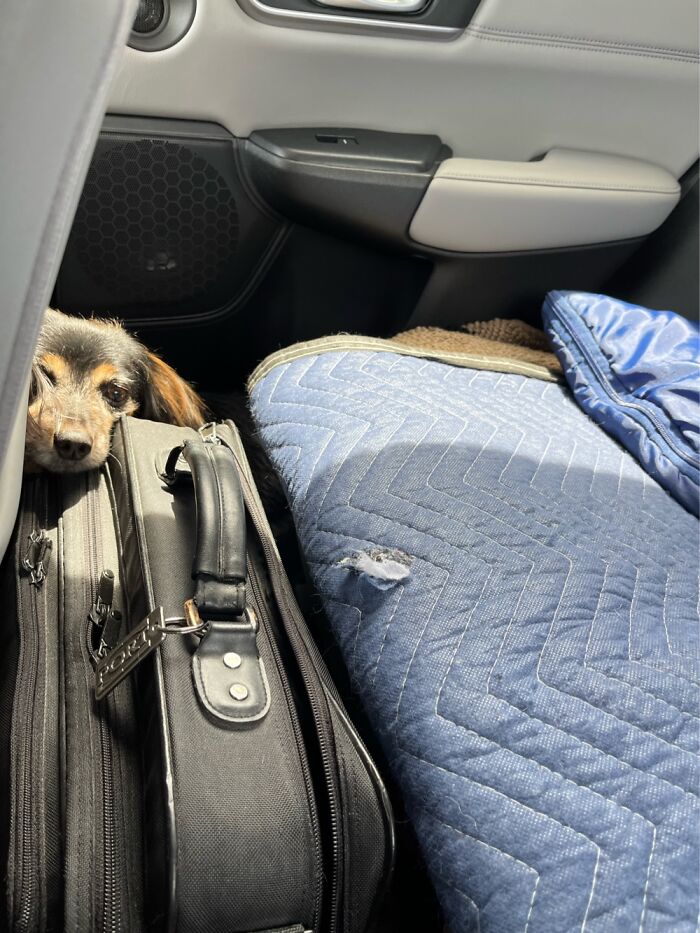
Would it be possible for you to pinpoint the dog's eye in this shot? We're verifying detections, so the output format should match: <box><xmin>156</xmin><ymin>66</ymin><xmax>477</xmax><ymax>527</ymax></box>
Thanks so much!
<box><xmin>30</xmin><ymin>365</ymin><xmax>56</xmax><ymax>401</ymax></box>
<box><xmin>38</xmin><ymin>365</ymin><xmax>57</xmax><ymax>386</ymax></box>
<box><xmin>101</xmin><ymin>382</ymin><xmax>129</xmax><ymax>408</ymax></box>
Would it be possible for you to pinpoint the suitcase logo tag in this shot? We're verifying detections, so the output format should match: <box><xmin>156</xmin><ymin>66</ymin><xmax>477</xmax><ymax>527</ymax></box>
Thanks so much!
<box><xmin>95</xmin><ymin>607</ymin><xmax>166</xmax><ymax>700</ymax></box>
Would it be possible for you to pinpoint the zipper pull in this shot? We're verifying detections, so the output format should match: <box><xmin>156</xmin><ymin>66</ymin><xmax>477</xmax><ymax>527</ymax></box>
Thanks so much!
<box><xmin>21</xmin><ymin>530</ymin><xmax>52</xmax><ymax>587</ymax></box>
<box><xmin>200</xmin><ymin>422</ymin><xmax>222</xmax><ymax>445</ymax></box>
<box><xmin>88</xmin><ymin>570</ymin><xmax>124</xmax><ymax>659</ymax></box>
<box><xmin>89</xmin><ymin>569</ymin><xmax>114</xmax><ymax>627</ymax></box>
<box><xmin>98</xmin><ymin>610</ymin><xmax>123</xmax><ymax>659</ymax></box>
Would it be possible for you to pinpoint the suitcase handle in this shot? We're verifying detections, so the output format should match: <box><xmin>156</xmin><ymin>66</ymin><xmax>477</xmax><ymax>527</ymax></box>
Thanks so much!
<box><xmin>163</xmin><ymin>437</ymin><xmax>270</xmax><ymax>725</ymax></box>
<box><xmin>163</xmin><ymin>438</ymin><xmax>247</xmax><ymax>620</ymax></box>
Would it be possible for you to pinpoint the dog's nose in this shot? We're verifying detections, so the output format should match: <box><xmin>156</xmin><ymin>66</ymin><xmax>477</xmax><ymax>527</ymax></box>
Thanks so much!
<box><xmin>54</xmin><ymin>432</ymin><xmax>92</xmax><ymax>461</ymax></box>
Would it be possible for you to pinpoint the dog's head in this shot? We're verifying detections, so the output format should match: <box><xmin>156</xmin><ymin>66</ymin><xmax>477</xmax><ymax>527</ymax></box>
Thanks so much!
<box><xmin>26</xmin><ymin>309</ymin><xmax>207</xmax><ymax>473</ymax></box>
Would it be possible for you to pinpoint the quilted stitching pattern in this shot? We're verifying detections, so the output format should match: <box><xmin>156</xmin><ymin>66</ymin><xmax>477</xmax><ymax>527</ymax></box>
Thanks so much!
<box><xmin>250</xmin><ymin>351</ymin><xmax>700</xmax><ymax>933</ymax></box>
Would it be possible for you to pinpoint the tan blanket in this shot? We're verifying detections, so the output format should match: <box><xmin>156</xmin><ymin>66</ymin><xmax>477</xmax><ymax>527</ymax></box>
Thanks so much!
<box><xmin>391</xmin><ymin>319</ymin><xmax>561</xmax><ymax>376</ymax></box>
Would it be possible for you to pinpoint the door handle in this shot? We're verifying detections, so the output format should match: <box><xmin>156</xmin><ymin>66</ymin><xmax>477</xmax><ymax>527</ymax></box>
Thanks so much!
<box><xmin>313</xmin><ymin>0</ymin><xmax>427</xmax><ymax>13</ymax></box>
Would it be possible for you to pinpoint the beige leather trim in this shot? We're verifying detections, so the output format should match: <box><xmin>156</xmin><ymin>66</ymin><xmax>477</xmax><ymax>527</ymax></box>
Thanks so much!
<box><xmin>409</xmin><ymin>149</ymin><xmax>680</xmax><ymax>253</ymax></box>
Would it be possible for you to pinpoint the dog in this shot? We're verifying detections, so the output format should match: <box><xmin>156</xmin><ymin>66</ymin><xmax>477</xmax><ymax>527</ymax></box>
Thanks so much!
<box><xmin>25</xmin><ymin>308</ymin><xmax>207</xmax><ymax>473</ymax></box>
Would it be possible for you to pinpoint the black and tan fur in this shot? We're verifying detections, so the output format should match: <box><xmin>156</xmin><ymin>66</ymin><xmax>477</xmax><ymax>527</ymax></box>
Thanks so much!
<box><xmin>26</xmin><ymin>308</ymin><xmax>207</xmax><ymax>473</ymax></box>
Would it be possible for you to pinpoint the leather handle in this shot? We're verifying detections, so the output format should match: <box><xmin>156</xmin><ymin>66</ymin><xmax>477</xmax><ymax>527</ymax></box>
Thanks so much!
<box><xmin>162</xmin><ymin>436</ymin><xmax>268</xmax><ymax>726</ymax></box>
<box><xmin>164</xmin><ymin>439</ymin><xmax>246</xmax><ymax>619</ymax></box>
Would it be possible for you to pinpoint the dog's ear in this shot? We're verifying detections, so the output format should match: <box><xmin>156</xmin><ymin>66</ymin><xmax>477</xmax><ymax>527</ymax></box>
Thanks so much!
<box><xmin>140</xmin><ymin>351</ymin><xmax>208</xmax><ymax>428</ymax></box>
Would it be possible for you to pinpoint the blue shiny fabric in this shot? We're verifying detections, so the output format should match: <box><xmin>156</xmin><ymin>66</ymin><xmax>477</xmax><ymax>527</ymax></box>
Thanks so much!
<box><xmin>543</xmin><ymin>291</ymin><xmax>700</xmax><ymax>515</ymax></box>
<box><xmin>251</xmin><ymin>351</ymin><xmax>700</xmax><ymax>932</ymax></box>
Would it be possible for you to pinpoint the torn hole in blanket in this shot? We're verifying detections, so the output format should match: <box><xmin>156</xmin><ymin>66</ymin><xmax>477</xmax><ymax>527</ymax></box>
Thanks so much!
<box><xmin>339</xmin><ymin>548</ymin><xmax>413</xmax><ymax>590</ymax></box>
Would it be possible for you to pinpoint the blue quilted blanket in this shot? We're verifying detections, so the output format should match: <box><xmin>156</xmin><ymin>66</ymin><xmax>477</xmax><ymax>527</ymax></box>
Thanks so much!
<box><xmin>250</xmin><ymin>349</ymin><xmax>700</xmax><ymax>932</ymax></box>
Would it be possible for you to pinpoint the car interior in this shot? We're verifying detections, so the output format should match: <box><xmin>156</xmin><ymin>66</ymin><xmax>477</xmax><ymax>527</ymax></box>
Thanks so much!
<box><xmin>0</xmin><ymin>0</ymin><xmax>698</xmax><ymax>930</ymax></box>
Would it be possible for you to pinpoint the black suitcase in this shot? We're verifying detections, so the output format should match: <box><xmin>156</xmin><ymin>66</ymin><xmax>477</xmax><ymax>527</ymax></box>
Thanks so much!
<box><xmin>0</xmin><ymin>417</ymin><xmax>393</xmax><ymax>933</ymax></box>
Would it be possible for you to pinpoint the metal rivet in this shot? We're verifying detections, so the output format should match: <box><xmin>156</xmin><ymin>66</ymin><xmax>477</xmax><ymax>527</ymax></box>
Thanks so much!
<box><xmin>223</xmin><ymin>652</ymin><xmax>242</xmax><ymax>669</ymax></box>
<box><xmin>229</xmin><ymin>683</ymin><xmax>248</xmax><ymax>701</ymax></box>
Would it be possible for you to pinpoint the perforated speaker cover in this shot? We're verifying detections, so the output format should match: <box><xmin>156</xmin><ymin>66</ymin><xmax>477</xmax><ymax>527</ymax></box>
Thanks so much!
<box><xmin>56</xmin><ymin>120</ymin><xmax>280</xmax><ymax>323</ymax></box>
<box><xmin>73</xmin><ymin>139</ymin><xmax>238</xmax><ymax>304</ymax></box>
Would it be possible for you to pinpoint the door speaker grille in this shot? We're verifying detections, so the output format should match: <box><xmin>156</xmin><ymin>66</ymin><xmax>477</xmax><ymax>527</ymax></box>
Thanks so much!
<box><xmin>72</xmin><ymin>139</ymin><xmax>239</xmax><ymax>305</ymax></box>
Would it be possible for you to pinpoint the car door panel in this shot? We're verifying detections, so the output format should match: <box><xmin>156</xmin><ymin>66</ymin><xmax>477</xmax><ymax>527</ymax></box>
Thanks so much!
<box><xmin>53</xmin><ymin>0</ymin><xmax>699</xmax><ymax>382</ymax></box>
<box><xmin>106</xmin><ymin>0</ymin><xmax>699</xmax><ymax>175</ymax></box>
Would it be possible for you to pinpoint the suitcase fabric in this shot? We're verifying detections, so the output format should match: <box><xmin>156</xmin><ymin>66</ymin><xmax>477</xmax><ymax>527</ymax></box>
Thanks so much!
<box><xmin>0</xmin><ymin>417</ymin><xmax>393</xmax><ymax>933</ymax></box>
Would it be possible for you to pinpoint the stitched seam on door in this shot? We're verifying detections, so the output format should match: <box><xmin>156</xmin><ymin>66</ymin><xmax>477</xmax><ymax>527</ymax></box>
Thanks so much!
<box><xmin>435</xmin><ymin>175</ymin><xmax>678</xmax><ymax>195</ymax></box>
<box><xmin>466</xmin><ymin>27</ymin><xmax>700</xmax><ymax>63</ymax></box>
<box><xmin>468</xmin><ymin>23</ymin><xmax>699</xmax><ymax>58</ymax></box>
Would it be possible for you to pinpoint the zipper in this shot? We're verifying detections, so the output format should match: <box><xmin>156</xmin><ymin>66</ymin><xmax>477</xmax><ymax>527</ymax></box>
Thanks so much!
<box><xmin>553</xmin><ymin>302</ymin><xmax>697</xmax><ymax>468</ymax></box>
<box><xmin>97</xmin><ymin>711</ymin><xmax>119</xmax><ymax>933</ymax></box>
<box><xmin>206</xmin><ymin>427</ymin><xmax>344</xmax><ymax>931</ymax></box>
<box><xmin>86</xmin><ymin>573</ymin><xmax>122</xmax><ymax>933</ymax></box>
<box><xmin>248</xmin><ymin>494</ymin><xmax>343</xmax><ymax>933</ymax></box>
<box><xmin>82</xmin><ymin>482</ymin><xmax>122</xmax><ymax>933</ymax></box>
<box><xmin>15</xmin><ymin>518</ymin><xmax>46</xmax><ymax>931</ymax></box>
<box><xmin>21</xmin><ymin>529</ymin><xmax>52</xmax><ymax>586</ymax></box>
<box><xmin>247</xmin><ymin>557</ymin><xmax>324</xmax><ymax>928</ymax></box>
<box><xmin>10</xmin><ymin>480</ymin><xmax>59</xmax><ymax>933</ymax></box>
